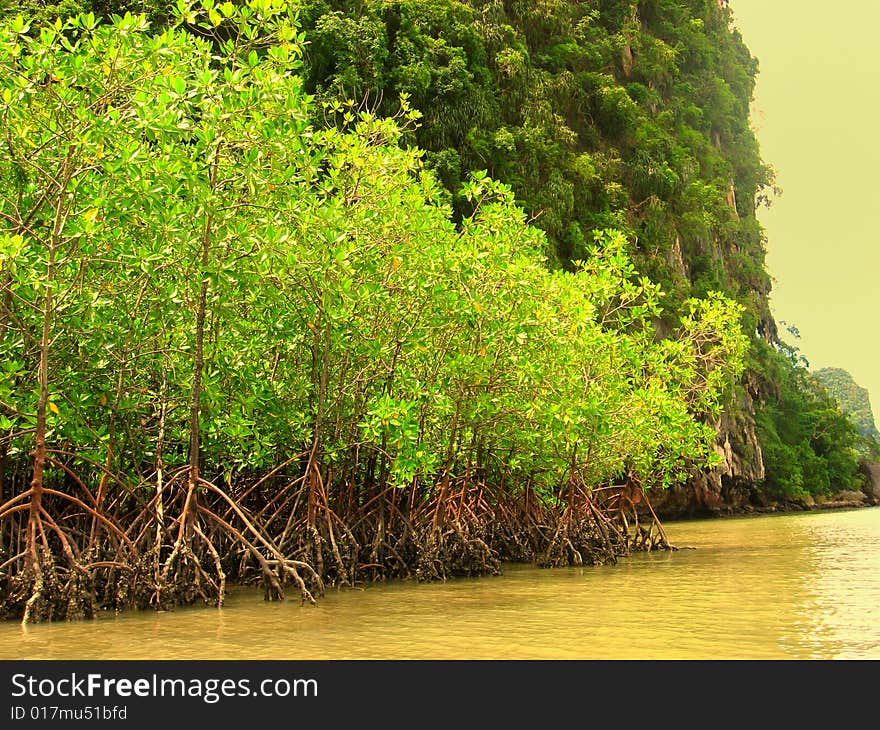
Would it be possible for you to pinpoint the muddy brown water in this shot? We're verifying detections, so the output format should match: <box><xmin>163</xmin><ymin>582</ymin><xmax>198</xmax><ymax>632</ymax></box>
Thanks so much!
<box><xmin>2</xmin><ymin>507</ymin><xmax>878</xmax><ymax>659</ymax></box>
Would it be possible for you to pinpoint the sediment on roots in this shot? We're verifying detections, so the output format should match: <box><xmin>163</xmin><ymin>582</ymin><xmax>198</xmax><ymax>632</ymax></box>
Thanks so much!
<box><xmin>411</xmin><ymin>478</ymin><xmax>502</xmax><ymax>581</ymax></box>
<box><xmin>0</xmin><ymin>478</ymin><xmax>138</xmax><ymax>623</ymax></box>
<box><xmin>485</xmin><ymin>480</ymin><xmax>552</xmax><ymax>563</ymax></box>
<box><xmin>135</xmin><ymin>469</ymin><xmax>325</xmax><ymax>610</ymax></box>
<box><xmin>413</xmin><ymin>523</ymin><xmax>501</xmax><ymax>581</ymax></box>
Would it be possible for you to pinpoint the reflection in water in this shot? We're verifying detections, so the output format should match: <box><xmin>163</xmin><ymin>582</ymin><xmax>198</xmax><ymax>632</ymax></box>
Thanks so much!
<box><xmin>2</xmin><ymin>507</ymin><xmax>878</xmax><ymax>659</ymax></box>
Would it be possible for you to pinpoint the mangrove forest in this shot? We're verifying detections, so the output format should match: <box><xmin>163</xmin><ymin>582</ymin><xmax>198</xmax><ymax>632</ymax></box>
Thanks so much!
<box><xmin>0</xmin><ymin>0</ymin><xmax>872</xmax><ymax>624</ymax></box>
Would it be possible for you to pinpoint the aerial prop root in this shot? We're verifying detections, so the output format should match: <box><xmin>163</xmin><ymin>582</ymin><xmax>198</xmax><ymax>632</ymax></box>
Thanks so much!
<box><xmin>0</xmin><ymin>481</ymin><xmax>134</xmax><ymax>623</ymax></box>
<box><xmin>153</xmin><ymin>470</ymin><xmax>322</xmax><ymax>606</ymax></box>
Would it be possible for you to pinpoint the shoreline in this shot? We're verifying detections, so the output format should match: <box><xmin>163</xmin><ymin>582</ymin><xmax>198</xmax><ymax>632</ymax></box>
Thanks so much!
<box><xmin>656</xmin><ymin>492</ymin><xmax>879</xmax><ymax>523</ymax></box>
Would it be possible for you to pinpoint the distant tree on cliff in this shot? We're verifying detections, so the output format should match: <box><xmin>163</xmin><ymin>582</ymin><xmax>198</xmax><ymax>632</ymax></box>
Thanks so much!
<box><xmin>750</xmin><ymin>339</ymin><xmax>865</xmax><ymax>499</ymax></box>
<box><xmin>813</xmin><ymin>367</ymin><xmax>880</xmax><ymax>453</ymax></box>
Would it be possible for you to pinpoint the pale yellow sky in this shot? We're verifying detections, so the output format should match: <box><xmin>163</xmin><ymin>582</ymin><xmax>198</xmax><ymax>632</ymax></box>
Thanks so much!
<box><xmin>730</xmin><ymin>1</ymin><xmax>880</xmax><ymax>427</ymax></box>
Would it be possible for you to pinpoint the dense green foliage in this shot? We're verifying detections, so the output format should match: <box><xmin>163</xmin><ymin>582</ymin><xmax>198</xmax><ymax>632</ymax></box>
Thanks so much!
<box><xmin>0</xmin><ymin>1</ymin><xmax>778</xmax><ymax>324</ymax></box>
<box><xmin>0</xmin><ymin>3</ymin><xmax>748</xmax><ymax>621</ymax></box>
<box><xmin>3</xmin><ymin>1</ymin><xmax>867</xmax><ymax>506</ymax></box>
<box><xmin>750</xmin><ymin>342</ymin><xmax>864</xmax><ymax>499</ymax></box>
<box><xmin>290</xmin><ymin>0</ymin><xmax>869</xmax><ymax>498</ymax></box>
<box><xmin>0</xmin><ymin>0</ymin><xmax>171</xmax><ymax>27</ymax></box>
<box><xmin>813</xmin><ymin>367</ymin><xmax>880</xmax><ymax>452</ymax></box>
<box><xmin>295</xmin><ymin>0</ymin><xmax>775</xmax><ymax>331</ymax></box>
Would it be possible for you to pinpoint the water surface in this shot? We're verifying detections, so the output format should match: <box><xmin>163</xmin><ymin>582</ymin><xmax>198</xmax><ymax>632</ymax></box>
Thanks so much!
<box><xmin>2</xmin><ymin>507</ymin><xmax>878</xmax><ymax>659</ymax></box>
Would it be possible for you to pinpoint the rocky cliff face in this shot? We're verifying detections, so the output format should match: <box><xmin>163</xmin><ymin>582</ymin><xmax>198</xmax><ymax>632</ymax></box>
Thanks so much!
<box><xmin>860</xmin><ymin>461</ymin><xmax>880</xmax><ymax>502</ymax></box>
<box><xmin>652</xmin><ymin>373</ymin><xmax>766</xmax><ymax>518</ymax></box>
<box><xmin>653</xmin><ymin>364</ymin><xmax>880</xmax><ymax>518</ymax></box>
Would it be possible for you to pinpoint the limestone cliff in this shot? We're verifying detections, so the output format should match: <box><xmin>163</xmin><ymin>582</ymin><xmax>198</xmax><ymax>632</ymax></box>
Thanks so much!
<box><xmin>652</xmin><ymin>373</ymin><xmax>766</xmax><ymax>518</ymax></box>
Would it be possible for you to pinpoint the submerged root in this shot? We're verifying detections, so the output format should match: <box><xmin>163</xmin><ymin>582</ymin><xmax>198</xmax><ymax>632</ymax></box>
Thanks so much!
<box><xmin>280</xmin><ymin>517</ymin><xmax>358</xmax><ymax>592</ymax></box>
<box><xmin>142</xmin><ymin>473</ymin><xmax>325</xmax><ymax>609</ymax></box>
<box><xmin>597</xmin><ymin>484</ymin><xmax>677</xmax><ymax>554</ymax></box>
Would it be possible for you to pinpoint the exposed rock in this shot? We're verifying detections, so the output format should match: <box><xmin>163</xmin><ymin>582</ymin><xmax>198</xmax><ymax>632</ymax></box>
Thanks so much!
<box><xmin>812</xmin><ymin>490</ymin><xmax>868</xmax><ymax>511</ymax></box>
<box><xmin>653</xmin><ymin>378</ymin><xmax>764</xmax><ymax>519</ymax></box>
<box><xmin>650</xmin><ymin>378</ymin><xmax>879</xmax><ymax>517</ymax></box>
<box><xmin>665</xmin><ymin>235</ymin><xmax>689</xmax><ymax>280</ymax></box>
<box><xmin>858</xmin><ymin>461</ymin><xmax>880</xmax><ymax>503</ymax></box>
<box><xmin>725</xmin><ymin>180</ymin><xmax>738</xmax><ymax>218</ymax></box>
<box><xmin>621</xmin><ymin>42</ymin><xmax>634</xmax><ymax>77</ymax></box>
<box><xmin>834</xmin><ymin>490</ymin><xmax>868</xmax><ymax>503</ymax></box>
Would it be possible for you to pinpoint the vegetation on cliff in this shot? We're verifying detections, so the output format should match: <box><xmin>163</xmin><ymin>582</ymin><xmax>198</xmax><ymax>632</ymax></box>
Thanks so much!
<box><xmin>296</xmin><ymin>0</ymin><xmax>774</xmax><ymax>326</ymax></box>
<box><xmin>813</xmin><ymin>367</ymin><xmax>880</xmax><ymax>455</ymax></box>
<box><xmin>288</xmin><ymin>0</ymin><xmax>869</xmax><ymax>505</ymax></box>
<box><xmin>750</xmin><ymin>341</ymin><xmax>864</xmax><ymax>500</ymax></box>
